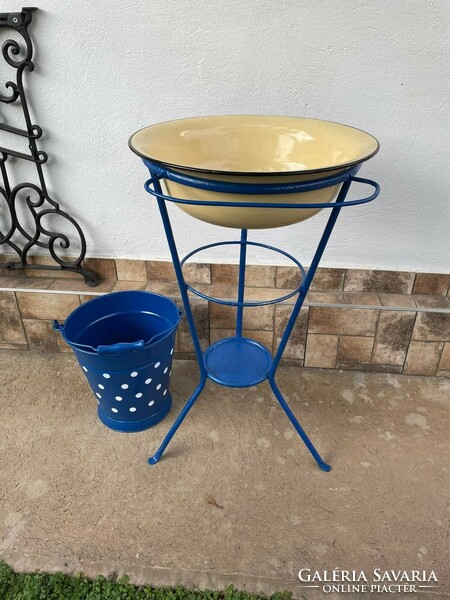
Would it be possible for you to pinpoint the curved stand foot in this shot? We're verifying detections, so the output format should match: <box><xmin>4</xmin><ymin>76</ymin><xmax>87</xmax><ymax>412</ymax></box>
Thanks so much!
<box><xmin>269</xmin><ymin>376</ymin><xmax>331</xmax><ymax>472</ymax></box>
<box><xmin>320</xmin><ymin>462</ymin><xmax>332</xmax><ymax>472</ymax></box>
<box><xmin>148</xmin><ymin>379</ymin><xmax>206</xmax><ymax>465</ymax></box>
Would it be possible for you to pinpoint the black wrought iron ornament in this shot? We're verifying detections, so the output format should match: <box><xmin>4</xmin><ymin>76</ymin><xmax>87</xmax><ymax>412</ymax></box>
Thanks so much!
<box><xmin>0</xmin><ymin>7</ymin><xmax>97</xmax><ymax>285</ymax></box>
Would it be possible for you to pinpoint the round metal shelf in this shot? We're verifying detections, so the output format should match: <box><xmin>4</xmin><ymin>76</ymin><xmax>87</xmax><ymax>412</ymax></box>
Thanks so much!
<box><xmin>204</xmin><ymin>337</ymin><xmax>273</xmax><ymax>388</ymax></box>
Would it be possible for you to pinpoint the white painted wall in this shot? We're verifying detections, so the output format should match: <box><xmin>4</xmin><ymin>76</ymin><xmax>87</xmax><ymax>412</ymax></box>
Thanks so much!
<box><xmin>1</xmin><ymin>0</ymin><xmax>449</xmax><ymax>271</ymax></box>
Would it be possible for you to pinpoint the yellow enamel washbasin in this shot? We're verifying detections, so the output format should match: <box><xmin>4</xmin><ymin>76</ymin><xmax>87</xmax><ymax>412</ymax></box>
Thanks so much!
<box><xmin>129</xmin><ymin>115</ymin><xmax>379</xmax><ymax>229</ymax></box>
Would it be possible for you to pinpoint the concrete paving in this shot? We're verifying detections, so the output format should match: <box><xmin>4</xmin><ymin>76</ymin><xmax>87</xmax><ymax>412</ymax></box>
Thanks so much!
<box><xmin>0</xmin><ymin>351</ymin><xmax>449</xmax><ymax>598</ymax></box>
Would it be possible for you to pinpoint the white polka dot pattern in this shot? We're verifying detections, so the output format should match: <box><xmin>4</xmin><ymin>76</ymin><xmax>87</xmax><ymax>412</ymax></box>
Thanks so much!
<box><xmin>87</xmin><ymin>352</ymin><xmax>174</xmax><ymax>421</ymax></box>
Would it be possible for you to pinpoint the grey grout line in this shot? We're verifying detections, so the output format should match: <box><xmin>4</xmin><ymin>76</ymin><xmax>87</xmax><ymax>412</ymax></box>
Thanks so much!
<box><xmin>304</xmin><ymin>304</ymin><xmax>311</xmax><ymax>364</ymax></box>
<box><xmin>401</xmin><ymin>312</ymin><xmax>418</xmax><ymax>373</ymax></box>
<box><xmin>435</xmin><ymin>341</ymin><xmax>446</xmax><ymax>375</ymax></box>
<box><xmin>13</xmin><ymin>291</ymin><xmax>28</xmax><ymax>349</ymax></box>
<box><xmin>335</xmin><ymin>334</ymin><xmax>341</xmax><ymax>366</ymax></box>
<box><xmin>1</xmin><ymin>287</ymin><xmax>105</xmax><ymax>296</ymax></box>
<box><xmin>2</xmin><ymin>288</ymin><xmax>450</xmax><ymax>313</ymax></box>
<box><xmin>369</xmin><ymin>309</ymin><xmax>382</xmax><ymax>365</ymax></box>
<box><xmin>300</xmin><ymin>302</ymin><xmax>449</xmax><ymax>314</ymax></box>
<box><xmin>271</xmin><ymin>300</ymin><xmax>277</xmax><ymax>355</ymax></box>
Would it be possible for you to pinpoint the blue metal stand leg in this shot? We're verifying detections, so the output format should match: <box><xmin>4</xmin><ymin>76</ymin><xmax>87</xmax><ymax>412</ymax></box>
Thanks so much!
<box><xmin>146</xmin><ymin>178</ymin><xmax>209</xmax><ymax>464</ymax></box>
<box><xmin>270</xmin><ymin>180</ymin><xmax>351</xmax><ymax>373</ymax></box>
<box><xmin>262</xmin><ymin>182</ymin><xmax>352</xmax><ymax>470</ymax></box>
<box><xmin>236</xmin><ymin>229</ymin><xmax>247</xmax><ymax>337</ymax></box>
<box><xmin>154</xmin><ymin>183</ymin><xmax>207</xmax><ymax>373</ymax></box>
<box><xmin>269</xmin><ymin>376</ymin><xmax>331</xmax><ymax>471</ymax></box>
<box><xmin>149</xmin><ymin>378</ymin><xmax>206</xmax><ymax>464</ymax></box>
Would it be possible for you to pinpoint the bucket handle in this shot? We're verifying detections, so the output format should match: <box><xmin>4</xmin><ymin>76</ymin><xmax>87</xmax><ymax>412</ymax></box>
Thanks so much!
<box><xmin>52</xmin><ymin>309</ymin><xmax>182</xmax><ymax>355</ymax></box>
<box><xmin>97</xmin><ymin>340</ymin><xmax>145</xmax><ymax>355</ymax></box>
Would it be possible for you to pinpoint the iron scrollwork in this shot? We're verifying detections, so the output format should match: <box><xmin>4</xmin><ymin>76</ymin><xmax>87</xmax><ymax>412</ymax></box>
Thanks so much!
<box><xmin>0</xmin><ymin>7</ymin><xmax>97</xmax><ymax>285</ymax></box>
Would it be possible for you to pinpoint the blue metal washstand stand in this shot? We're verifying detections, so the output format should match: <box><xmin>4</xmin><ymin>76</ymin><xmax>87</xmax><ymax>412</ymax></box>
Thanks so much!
<box><xmin>142</xmin><ymin>161</ymin><xmax>380</xmax><ymax>470</ymax></box>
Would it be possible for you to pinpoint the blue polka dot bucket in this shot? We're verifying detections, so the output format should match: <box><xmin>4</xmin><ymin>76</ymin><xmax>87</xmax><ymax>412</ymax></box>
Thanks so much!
<box><xmin>53</xmin><ymin>291</ymin><xmax>182</xmax><ymax>432</ymax></box>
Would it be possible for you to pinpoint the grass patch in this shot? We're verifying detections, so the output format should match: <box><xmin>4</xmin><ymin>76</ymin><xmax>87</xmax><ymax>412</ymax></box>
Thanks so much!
<box><xmin>0</xmin><ymin>561</ymin><xmax>293</xmax><ymax>600</ymax></box>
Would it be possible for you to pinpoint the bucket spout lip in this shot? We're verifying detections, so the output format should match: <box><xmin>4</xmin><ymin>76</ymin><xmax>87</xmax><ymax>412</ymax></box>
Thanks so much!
<box><xmin>53</xmin><ymin>320</ymin><xmax>100</xmax><ymax>353</ymax></box>
<box><xmin>52</xmin><ymin>319</ymin><xmax>63</xmax><ymax>332</ymax></box>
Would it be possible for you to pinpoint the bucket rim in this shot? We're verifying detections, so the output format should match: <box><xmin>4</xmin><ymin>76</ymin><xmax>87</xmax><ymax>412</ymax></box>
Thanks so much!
<box><xmin>56</xmin><ymin>290</ymin><xmax>181</xmax><ymax>355</ymax></box>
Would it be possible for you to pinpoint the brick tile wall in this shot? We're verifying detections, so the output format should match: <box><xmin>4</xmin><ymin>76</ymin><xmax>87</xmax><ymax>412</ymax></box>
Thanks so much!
<box><xmin>0</xmin><ymin>256</ymin><xmax>449</xmax><ymax>377</ymax></box>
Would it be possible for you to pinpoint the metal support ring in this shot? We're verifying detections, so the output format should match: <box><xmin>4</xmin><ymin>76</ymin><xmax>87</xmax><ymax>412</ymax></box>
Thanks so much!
<box><xmin>181</xmin><ymin>239</ymin><xmax>306</xmax><ymax>307</ymax></box>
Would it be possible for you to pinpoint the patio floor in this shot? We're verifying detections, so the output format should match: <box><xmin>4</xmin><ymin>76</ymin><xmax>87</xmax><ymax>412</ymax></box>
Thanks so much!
<box><xmin>0</xmin><ymin>351</ymin><xmax>449</xmax><ymax>598</ymax></box>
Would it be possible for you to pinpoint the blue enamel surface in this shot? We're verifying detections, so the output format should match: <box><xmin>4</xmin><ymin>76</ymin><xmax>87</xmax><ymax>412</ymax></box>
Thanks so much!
<box><xmin>54</xmin><ymin>291</ymin><xmax>180</xmax><ymax>432</ymax></box>
<box><xmin>204</xmin><ymin>337</ymin><xmax>273</xmax><ymax>388</ymax></box>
